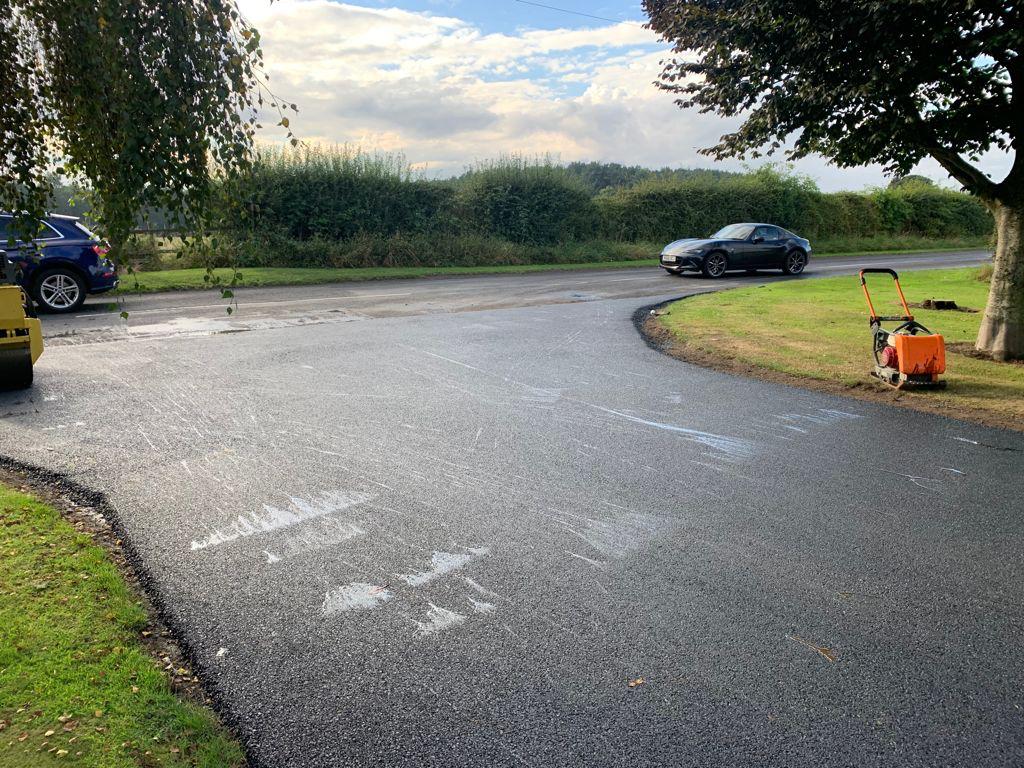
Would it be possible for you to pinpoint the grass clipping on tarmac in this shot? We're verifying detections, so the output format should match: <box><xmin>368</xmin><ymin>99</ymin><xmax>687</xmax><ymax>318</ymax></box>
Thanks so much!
<box><xmin>653</xmin><ymin>267</ymin><xmax>1023</xmax><ymax>430</ymax></box>
<box><xmin>0</xmin><ymin>484</ymin><xmax>244</xmax><ymax>767</ymax></box>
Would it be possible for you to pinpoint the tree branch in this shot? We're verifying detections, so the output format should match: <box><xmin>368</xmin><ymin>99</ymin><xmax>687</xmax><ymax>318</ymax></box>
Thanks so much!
<box><xmin>899</xmin><ymin>99</ymin><xmax>1002</xmax><ymax>200</ymax></box>
<box><xmin>928</xmin><ymin>147</ymin><xmax>1000</xmax><ymax>200</ymax></box>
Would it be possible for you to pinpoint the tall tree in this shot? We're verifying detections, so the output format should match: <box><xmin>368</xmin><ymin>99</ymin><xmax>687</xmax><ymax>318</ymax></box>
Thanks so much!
<box><xmin>1</xmin><ymin>0</ymin><xmax>295</xmax><ymax>247</ymax></box>
<box><xmin>643</xmin><ymin>0</ymin><xmax>1023</xmax><ymax>360</ymax></box>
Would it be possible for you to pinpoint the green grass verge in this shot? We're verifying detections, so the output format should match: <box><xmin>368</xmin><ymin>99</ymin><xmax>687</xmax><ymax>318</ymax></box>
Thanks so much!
<box><xmin>812</xmin><ymin>234</ymin><xmax>989</xmax><ymax>255</ymax></box>
<box><xmin>114</xmin><ymin>259</ymin><xmax>662</xmax><ymax>293</ymax></box>
<box><xmin>117</xmin><ymin>235</ymin><xmax>990</xmax><ymax>295</ymax></box>
<box><xmin>0</xmin><ymin>485</ymin><xmax>244</xmax><ymax>768</ymax></box>
<box><xmin>657</xmin><ymin>267</ymin><xmax>1023</xmax><ymax>424</ymax></box>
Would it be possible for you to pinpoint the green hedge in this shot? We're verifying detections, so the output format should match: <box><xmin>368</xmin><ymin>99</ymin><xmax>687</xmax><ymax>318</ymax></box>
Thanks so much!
<box><xmin>218</xmin><ymin>150</ymin><xmax>991</xmax><ymax>267</ymax></box>
<box><xmin>455</xmin><ymin>159</ymin><xmax>598</xmax><ymax>244</ymax></box>
<box><xmin>222</xmin><ymin>146</ymin><xmax>458</xmax><ymax>240</ymax></box>
<box><xmin>227</xmin><ymin>232</ymin><xmax>658</xmax><ymax>269</ymax></box>
<box><xmin>595</xmin><ymin>168</ymin><xmax>991</xmax><ymax>242</ymax></box>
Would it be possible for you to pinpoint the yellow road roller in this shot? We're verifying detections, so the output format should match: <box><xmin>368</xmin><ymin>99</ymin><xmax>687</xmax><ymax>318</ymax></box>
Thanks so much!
<box><xmin>0</xmin><ymin>284</ymin><xmax>43</xmax><ymax>390</ymax></box>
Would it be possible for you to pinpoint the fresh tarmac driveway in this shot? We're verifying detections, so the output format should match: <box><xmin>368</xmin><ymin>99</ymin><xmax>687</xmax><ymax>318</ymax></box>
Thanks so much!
<box><xmin>1</xmin><ymin>250</ymin><xmax>1021</xmax><ymax>766</ymax></box>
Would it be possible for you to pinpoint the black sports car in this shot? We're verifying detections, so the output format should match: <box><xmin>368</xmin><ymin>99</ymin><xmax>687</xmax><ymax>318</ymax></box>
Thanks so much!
<box><xmin>660</xmin><ymin>223</ymin><xmax>811</xmax><ymax>278</ymax></box>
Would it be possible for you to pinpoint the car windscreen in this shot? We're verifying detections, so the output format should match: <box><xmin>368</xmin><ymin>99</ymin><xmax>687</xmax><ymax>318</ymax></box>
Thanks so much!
<box><xmin>711</xmin><ymin>224</ymin><xmax>754</xmax><ymax>240</ymax></box>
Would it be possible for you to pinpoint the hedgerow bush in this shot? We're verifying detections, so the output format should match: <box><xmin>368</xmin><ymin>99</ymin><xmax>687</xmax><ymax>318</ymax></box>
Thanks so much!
<box><xmin>221</xmin><ymin>146</ymin><xmax>458</xmax><ymax>241</ymax></box>
<box><xmin>880</xmin><ymin>185</ymin><xmax>992</xmax><ymax>237</ymax></box>
<box><xmin>218</xmin><ymin>148</ymin><xmax>992</xmax><ymax>267</ymax></box>
<box><xmin>230</xmin><ymin>232</ymin><xmax>656</xmax><ymax>269</ymax></box>
<box><xmin>595</xmin><ymin>167</ymin><xmax>821</xmax><ymax>240</ymax></box>
<box><xmin>455</xmin><ymin>157</ymin><xmax>599</xmax><ymax>244</ymax></box>
<box><xmin>595</xmin><ymin>166</ymin><xmax>991</xmax><ymax>242</ymax></box>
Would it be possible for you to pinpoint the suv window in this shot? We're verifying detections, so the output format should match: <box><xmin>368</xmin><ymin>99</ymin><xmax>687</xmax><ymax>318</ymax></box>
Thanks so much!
<box><xmin>36</xmin><ymin>220</ymin><xmax>64</xmax><ymax>240</ymax></box>
<box><xmin>0</xmin><ymin>216</ymin><xmax>62</xmax><ymax>244</ymax></box>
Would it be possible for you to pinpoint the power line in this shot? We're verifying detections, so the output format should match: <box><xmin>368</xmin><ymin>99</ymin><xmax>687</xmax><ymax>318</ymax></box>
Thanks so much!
<box><xmin>510</xmin><ymin>0</ymin><xmax>645</xmax><ymax>26</ymax></box>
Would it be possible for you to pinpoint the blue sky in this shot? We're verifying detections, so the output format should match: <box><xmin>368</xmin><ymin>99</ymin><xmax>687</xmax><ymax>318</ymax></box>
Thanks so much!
<box><xmin>385</xmin><ymin>1</ymin><xmax>646</xmax><ymax>31</ymax></box>
<box><xmin>239</xmin><ymin>0</ymin><xmax>1010</xmax><ymax>190</ymax></box>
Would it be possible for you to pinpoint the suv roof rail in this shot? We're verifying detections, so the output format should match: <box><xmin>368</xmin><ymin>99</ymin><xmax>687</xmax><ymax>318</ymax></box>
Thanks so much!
<box><xmin>0</xmin><ymin>211</ymin><xmax>81</xmax><ymax>221</ymax></box>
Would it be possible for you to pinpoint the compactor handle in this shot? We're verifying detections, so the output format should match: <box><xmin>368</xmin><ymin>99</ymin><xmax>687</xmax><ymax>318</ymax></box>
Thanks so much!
<box><xmin>858</xmin><ymin>268</ymin><xmax>899</xmax><ymax>282</ymax></box>
<box><xmin>859</xmin><ymin>268</ymin><xmax>913</xmax><ymax>323</ymax></box>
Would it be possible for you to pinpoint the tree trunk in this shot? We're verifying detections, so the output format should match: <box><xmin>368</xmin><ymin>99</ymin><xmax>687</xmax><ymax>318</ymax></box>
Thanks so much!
<box><xmin>976</xmin><ymin>201</ymin><xmax>1024</xmax><ymax>360</ymax></box>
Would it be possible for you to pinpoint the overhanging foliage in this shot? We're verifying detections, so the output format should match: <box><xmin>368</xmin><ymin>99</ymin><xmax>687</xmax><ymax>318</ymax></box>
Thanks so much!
<box><xmin>0</xmin><ymin>0</ymin><xmax>294</xmax><ymax>244</ymax></box>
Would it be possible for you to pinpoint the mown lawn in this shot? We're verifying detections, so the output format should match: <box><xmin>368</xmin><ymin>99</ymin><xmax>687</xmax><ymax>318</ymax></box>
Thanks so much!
<box><xmin>0</xmin><ymin>485</ymin><xmax>244</xmax><ymax>767</ymax></box>
<box><xmin>657</xmin><ymin>267</ymin><xmax>1024</xmax><ymax>425</ymax></box>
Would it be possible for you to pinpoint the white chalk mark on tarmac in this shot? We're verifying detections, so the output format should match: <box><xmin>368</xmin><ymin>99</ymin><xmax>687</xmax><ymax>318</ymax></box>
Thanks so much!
<box><xmin>321</xmin><ymin>583</ymin><xmax>393</xmax><ymax>616</ymax></box>
<box><xmin>879</xmin><ymin>469</ymin><xmax>943</xmax><ymax>492</ymax></box>
<box><xmin>565</xmin><ymin>550</ymin><xmax>606</xmax><ymax>569</ymax></box>
<box><xmin>407</xmin><ymin>347</ymin><xmax>753</xmax><ymax>459</ymax></box>
<box><xmin>546</xmin><ymin>508</ymin><xmax>667</xmax><ymax>559</ymax></box>
<box><xmin>190</xmin><ymin>490</ymin><xmax>373</xmax><ymax>551</ymax></box>
<box><xmin>581</xmin><ymin>403</ymin><xmax>755</xmax><ymax>459</ymax></box>
<box><xmin>262</xmin><ymin>518</ymin><xmax>365</xmax><ymax>564</ymax></box>
<box><xmin>399</xmin><ymin>548</ymin><xmax>490</xmax><ymax>587</ymax></box>
<box><xmin>412</xmin><ymin>603</ymin><xmax>467</xmax><ymax>636</ymax></box>
<box><xmin>467</xmin><ymin>596</ymin><xmax>497</xmax><ymax>615</ymax></box>
<box><xmin>420</xmin><ymin>350</ymin><xmax>487</xmax><ymax>374</ymax></box>
<box><xmin>138</xmin><ymin>427</ymin><xmax>158</xmax><ymax>450</ymax></box>
<box><xmin>772</xmin><ymin>410</ymin><xmax>863</xmax><ymax>431</ymax></box>
<box><xmin>464</xmin><ymin>576</ymin><xmax>500</xmax><ymax>598</ymax></box>
<box><xmin>818</xmin><ymin>409</ymin><xmax>863</xmax><ymax>420</ymax></box>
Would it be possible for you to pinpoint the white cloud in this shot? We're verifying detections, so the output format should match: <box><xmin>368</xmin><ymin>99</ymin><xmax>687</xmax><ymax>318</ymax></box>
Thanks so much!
<box><xmin>240</xmin><ymin>1</ymin><xmax>1011</xmax><ymax>191</ymax></box>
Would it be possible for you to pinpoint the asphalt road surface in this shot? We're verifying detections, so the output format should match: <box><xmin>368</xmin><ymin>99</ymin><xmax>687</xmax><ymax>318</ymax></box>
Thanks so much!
<box><xmin>3</xmin><ymin>249</ymin><xmax>1022</xmax><ymax>767</ymax></box>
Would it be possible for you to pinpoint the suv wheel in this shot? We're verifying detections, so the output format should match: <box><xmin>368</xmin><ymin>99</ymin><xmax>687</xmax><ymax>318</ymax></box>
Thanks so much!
<box><xmin>35</xmin><ymin>268</ymin><xmax>87</xmax><ymax>313</ymax></box>
<box><xmin>782</xmin><ymin>250</ymin><xmax>808</xmax><ymax>275</ymax></box>
<box><xmin>701</xmin><ymin>251</ymin><xmax>729</xmax><ymax>278</ymax></box>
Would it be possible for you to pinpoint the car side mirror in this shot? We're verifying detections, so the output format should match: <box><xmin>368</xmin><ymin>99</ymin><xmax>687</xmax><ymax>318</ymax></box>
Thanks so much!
<box><xmin>751</xmin><ymin>236</ymin><xmax>765</xmax><ymax>244</ymax></box>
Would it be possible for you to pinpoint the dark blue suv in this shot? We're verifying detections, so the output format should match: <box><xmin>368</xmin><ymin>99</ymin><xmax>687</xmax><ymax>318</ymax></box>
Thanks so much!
<box><xmin>1</xmin><ymin>213</ymin><xmax>119</xmax><ymax>313</ymax></box>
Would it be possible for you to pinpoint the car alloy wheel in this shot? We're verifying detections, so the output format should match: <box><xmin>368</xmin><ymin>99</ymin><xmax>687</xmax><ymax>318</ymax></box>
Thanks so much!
<box><xmin>784</xmin><ymin>250</ymin><xmax>807</xmax><ymax>275</ymax></box>
<box><xmin>38</xmin><ymin>271</ymin><xmax>83</xmax><ymax>312</ymax></box>
<box><xmin>703</xmin><ymin>252</ymin><xmax>728</xmax><ymax>278</ymax></box>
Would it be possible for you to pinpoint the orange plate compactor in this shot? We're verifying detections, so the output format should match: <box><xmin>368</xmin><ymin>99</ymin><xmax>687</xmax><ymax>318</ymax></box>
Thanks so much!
<box><xmin>859</xmin><ymin>268</ymin><xmax>945</xmax><ymax>389</ymax></box>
